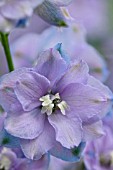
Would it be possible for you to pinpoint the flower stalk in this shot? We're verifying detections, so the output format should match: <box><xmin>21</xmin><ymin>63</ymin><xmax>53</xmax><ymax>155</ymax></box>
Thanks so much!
<box><xmin>0</xmin><ymin>32</ymin><xmax>14</xmax><ymax>72</ymax></box>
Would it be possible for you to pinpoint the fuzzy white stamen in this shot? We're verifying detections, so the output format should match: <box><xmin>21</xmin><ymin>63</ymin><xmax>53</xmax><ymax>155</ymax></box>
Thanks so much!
<box><xmin>39</xmin><ymin>94</ymin><xmax>52</xmax><ymax>106</ymax></box>
<box><xmin>41</xmin><ymin>103</ymin><xmax>54</xmax><ymax>116</ymax></box>
<box><xmin>40</xmin><ymin>93</ymin><xmax>68</xmax><ymax>116</ymax></box>
<box><xmin>57</xmin><ymin>101</ymin><xmax>68</xmax><ymax>115</ymax></box>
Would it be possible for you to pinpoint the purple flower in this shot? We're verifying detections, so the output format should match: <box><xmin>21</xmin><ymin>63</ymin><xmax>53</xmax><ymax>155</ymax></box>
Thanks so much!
<box><xmin>84</xmin><ymin>124</ymin><xmax>113</xmax><ymax>170</ymax></box>
<box><xmin>0</xmin><ymin>147</ymin><xmax>49</xmax><ymax>170</ymax></box>
<box><xmin>0</xmin><ymin>44</ymin><xmax>112</xmax><ymax>161</ymax></box>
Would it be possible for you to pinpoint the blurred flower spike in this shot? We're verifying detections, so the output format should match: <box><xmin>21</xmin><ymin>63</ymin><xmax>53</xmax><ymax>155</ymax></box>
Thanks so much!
<box><xmin>0</xmin><ymin>0</ymin><xmax>74</xmax><ymax>33</ymax></box>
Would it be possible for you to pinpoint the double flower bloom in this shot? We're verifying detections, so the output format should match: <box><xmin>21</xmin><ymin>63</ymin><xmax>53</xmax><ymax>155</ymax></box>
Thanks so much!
<box><xmin>0</xmin><ymin>44</ymin><xmax>112</xmax><ymax>161</ymax></box>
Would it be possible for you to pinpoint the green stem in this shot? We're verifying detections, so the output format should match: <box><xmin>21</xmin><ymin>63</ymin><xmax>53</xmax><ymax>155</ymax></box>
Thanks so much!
<box><xmin>0</xmin><ymin>32</ymin><xmax>14</xmax><ymax>72</ymax></box>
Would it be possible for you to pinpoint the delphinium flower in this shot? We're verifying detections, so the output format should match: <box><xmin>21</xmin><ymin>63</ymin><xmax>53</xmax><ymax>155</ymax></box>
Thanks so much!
<box><xmin>0</xmin><ymin>147</ymin><xmax>49</xmax><ymax>170</ymax></box>
<box><xmin>84</xmin><ymin>123</ymin><xmax>113</xmax><ymax>170</ymax></box>
<box><xmin>11</xmin><ymin>22</ymin><xmax>109</xmax><ymax>82</ymax></box>
<box><xmin>0</xmin><ymin>44</ymin><xmax>112</xmax><ymax>163</ymax></box>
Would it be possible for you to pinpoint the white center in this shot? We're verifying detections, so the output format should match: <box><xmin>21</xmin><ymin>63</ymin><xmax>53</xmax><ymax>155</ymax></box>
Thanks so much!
<box><xmin>39</xmin><ymin>93</ymin><xmax>68</xmax><ymax>116</ymax></box>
